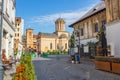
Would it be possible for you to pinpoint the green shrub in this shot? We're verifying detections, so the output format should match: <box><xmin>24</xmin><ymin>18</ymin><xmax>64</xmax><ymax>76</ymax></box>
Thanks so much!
<box><xmin>12</xmin><ymin>54</ymin><xmax>37</xmax><ymax>80</ymax></box>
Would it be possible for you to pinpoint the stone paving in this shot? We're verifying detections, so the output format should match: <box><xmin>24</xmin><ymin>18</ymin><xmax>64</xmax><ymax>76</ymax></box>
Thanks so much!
<box><xmin>33</xmin><ymin>56</ymin><xmax>120</xmax><ymax>80</ymax></box>
<box><xmin>3</xmin><ymin>65</ymin><xmax>16</xmax><ymax>80</ymax></box>
<box><xmin>2</xmin><ymin>62</ymin><xmax>20</xmax><ymax>80</ymax></box>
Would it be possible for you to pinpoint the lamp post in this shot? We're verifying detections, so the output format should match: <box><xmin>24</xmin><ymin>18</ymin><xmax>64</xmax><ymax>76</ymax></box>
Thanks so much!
<box><xmin>0</xmin><ymin>0</ymin><xmax>4</xmax><ymax>79</ymax></box>
<box><xmin>74</xmin><ymin>29</ymin><xmax>80</xmax><ymax>63</ymax></box>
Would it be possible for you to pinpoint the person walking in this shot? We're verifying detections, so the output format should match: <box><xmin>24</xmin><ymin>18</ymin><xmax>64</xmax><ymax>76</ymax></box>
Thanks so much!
<box><xmin>37</xmin><ymin>51</ymin><xmax>41</xmax><ymax>57</ymax></box>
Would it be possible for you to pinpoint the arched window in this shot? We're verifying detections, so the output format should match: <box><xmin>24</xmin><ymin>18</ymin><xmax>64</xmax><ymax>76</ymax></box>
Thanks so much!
<box><xmin>65</xmin><ymin>43</ymin><xmax>67</xmax><ymax>49</ymax></box>
<box><xmin>50</xmin><ymin>43</ymin><xmax>52</xmax><ymax>49</ymax></box>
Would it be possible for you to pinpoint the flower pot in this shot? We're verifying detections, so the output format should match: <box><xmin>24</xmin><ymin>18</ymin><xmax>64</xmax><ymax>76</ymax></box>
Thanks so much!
<box><xmin>112</xmin><ymin>62</ymin><xmax>120</xmax><ymax>74</ymax></box>
<box><xmin>95</xmin><ymin>60</ymin><xmax>111</xmax><ymax>71</ymax></box>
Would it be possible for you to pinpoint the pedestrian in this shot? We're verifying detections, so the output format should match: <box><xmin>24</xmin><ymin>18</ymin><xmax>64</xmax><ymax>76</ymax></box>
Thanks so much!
<box><xmin>37</xmin><ymin>51</ymin><xmax>41</xmax><ymax>57</ymax></box>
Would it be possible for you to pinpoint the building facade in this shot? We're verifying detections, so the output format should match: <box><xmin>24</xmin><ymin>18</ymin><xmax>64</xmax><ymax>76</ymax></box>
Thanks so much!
<box><xmin>0</xmin><ymin>0</ymin><xmax>16</xmax><ymax>58</ymax></box>
<box><xmin>26</xmin><ymin>29</ymin><xmax>37</xmax><ymax>52</ymax></box>
<box><xmin>69</xmin><ymin>0</ymin><xmax>120</xmax><ymax>57</ymax></box>
<box><xmin>37</xmin><ymin>18</ymin><xmax>69</xmax><ymax>53</ymax></box>
<box><xmin>14</xmin><ymin>17</ymin><xmax>24</xmax><ymax>59</ymax></box>
<box><xmin>69</xmin><ymin>1</ymin><xmax>106</xmax><ymax>57</ymax></box>
<box><xmin>105</xmin><ymin>0</ymin><xmax>120</xmax><ymax>57</ymax></box>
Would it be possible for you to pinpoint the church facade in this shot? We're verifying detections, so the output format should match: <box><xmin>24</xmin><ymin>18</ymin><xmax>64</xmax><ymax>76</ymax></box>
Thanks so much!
<box><xmin>25</xmin><ymin>18</ymin><xmax>69</xmax><ymax>53</ymax></box>
<box><xmin>37</xmin><ymin>18</ymin><xmax>69</xmax><ymax>53</ymax></box>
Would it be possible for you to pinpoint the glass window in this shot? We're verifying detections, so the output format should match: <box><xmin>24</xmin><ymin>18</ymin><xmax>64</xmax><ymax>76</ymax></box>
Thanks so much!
<box><xmin>94</xmin><ymin>23</ymin><xmax>98</xmax><ymax>32</ymax></box>
<box><xmin>65</xmin><ymin>43</ymin><xmax>67</xmax><ymax>49</ymax></box>
<box><xmin>81</xmin><ymin>28</ymin><xmax>84</xmax><ymax>36</ymax></box>
<box><xmin>102</xmin><ymin>20</ymin><xmax>106</xmax><ymax>30</ymax></box>
<box><xmin>50</xmin><ymin>43</ymin><xmax>52</xmax><ymax>49</ymax></box>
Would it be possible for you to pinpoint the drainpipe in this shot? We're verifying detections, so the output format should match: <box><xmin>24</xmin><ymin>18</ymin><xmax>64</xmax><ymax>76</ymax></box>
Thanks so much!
<box><xmin>0</xmin><ymin>0</ymin><xmax>4</xmax><ymax>79</ymax></box>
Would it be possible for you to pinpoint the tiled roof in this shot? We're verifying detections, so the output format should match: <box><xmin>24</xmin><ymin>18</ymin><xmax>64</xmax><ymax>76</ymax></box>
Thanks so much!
<box><xmin>33</xmin><ymin>35</ymin><xmax>38</xmax><ymax>38</ymax></box>
<box><xmin>69</xmin><ymin>1</ymin><xmax>105</xmax><ymax>27</ymax></box>
<box><xmin>39</xmin><ymin>32</ymin><xmax>57</xmax><ymax>38</ymax></box>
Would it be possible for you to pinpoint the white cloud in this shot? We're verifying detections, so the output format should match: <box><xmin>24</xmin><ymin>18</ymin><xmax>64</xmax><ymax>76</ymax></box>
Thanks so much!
<box><xmin>29</xmin><ymin>5</ymin><xmax>95</xmax><ymax>27</ymax></box>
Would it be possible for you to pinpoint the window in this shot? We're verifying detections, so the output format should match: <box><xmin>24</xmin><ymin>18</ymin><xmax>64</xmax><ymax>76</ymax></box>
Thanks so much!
<box><xmin>94</xmin><ymin>23</ymin><xmax>98</xmax><ymax>32</ymax></box>
<box><xmin>65</xmin><ymin>43</ymin><xmax>67</xmax><ymax>49</ymax></box>
<box><xmin>102</xmin><ymin>20</ymin><xmax>106</xmax><ymax>30</ymax></box>
<box><xmin>29</xmin><ymin>32</ymin><xmax>32</xmax><ymax>36</ymax></box>
<box><xmin>50</xmin><ymin>43</ymin><xmax>52</xmax><ymax>49</ymax></box>
<box><xmin>81</xmin><ymin>28</ymin><xmax>84</xmax><ymax>36</ymax></box>
<box><xmin>77</xmin><ymin>32</ymin><xmax>79</xmax><ymax>37</ymax></box>
<box><xmin>18</xmin><ymin>28</ymin><xmax>19</xmax><ymax>31</ymax></box>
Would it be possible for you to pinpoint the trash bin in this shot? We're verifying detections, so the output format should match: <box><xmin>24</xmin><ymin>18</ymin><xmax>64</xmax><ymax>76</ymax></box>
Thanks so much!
<box><xmin>76</xmin><ymin>54</ymin><xmax>80</xmax><ymax>63</ymax></box>
<box><xmin>0</xmin><ymin>65</ymin><xmax>4</xmax><ymax>80</ymax></box>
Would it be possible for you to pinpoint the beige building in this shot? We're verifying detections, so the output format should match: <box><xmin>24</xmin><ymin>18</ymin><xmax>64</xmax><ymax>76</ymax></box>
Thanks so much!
<box><xmin>37</xmin><ymin>18</ymin><xmax>69</xmax><ymax>53</ymax></box>
<box><xmin>69</xmin><ymin>1</ymin><xmax>106</xmax><ymax>56</ymax></box>
<box><xmin>69</xmin><ymin>0</ymin><xmax>120</xmax><ymax>57</ymax></box>
<box><xmin>26</xmin><ymin>29</ymin><xmax>37</xmax><ymax>51</ymax></box>
<box><xmin>14</xmin><ymin>17</ymin><xmax>24</xmax><ymax>59</ymax></box>
<box><xmin>14</xmin><ymin>17</ymin><xmax>24</xmax><ymax>50</ymax></box>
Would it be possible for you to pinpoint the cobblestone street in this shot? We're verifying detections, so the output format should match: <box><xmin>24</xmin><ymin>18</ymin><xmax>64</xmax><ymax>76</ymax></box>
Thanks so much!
<box><xmin>33</xmin><ymin>55</ymin><xmax>120</xmax><ymax>80</ymax></box>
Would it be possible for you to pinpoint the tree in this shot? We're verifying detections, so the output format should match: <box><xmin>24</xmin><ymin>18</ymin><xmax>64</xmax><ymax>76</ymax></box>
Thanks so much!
<box><xmin>96</xmin><ymin>27</ymin><xmax>107</xmax><ymax>56</ymax></box>
<box><xmin>69</xmin><ymin>32</ymin><xmax>75</xmax><ymax>48</ymax></box>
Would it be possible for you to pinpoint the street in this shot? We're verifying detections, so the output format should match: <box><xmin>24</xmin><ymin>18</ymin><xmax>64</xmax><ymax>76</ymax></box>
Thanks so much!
<box><xmin>33</xmin><ymin>55</ymin><xmax>120</xmax><ymax>80</ymax></box>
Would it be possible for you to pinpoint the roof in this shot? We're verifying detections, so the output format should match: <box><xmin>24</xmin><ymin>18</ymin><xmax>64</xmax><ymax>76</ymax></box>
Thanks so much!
<box><xmin>38</xmin><ymin>32</ymin><xmax>57</xmax><ymax>38</ymax></box>
<box><xmin>26</xmin><ymin>28</ymin><xmax>34</xmax><ymax>30</ymax></box>
<box><xmin>59</xmin><ymin>34</ymin><xmax>68</xmax><ymax>38</ymax></box>
<box><xmin>69</xmin><ymin>1</ymin><xmax>105</xmax><ymax>27</ymax></box>
<box><xmin>55</xmin><ymin>17</ymin><xmax>65</xmax><ymax>23</ymax></box>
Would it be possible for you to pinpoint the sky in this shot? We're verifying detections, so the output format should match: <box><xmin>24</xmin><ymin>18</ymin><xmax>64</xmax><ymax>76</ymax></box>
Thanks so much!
<box><xmin>16</xmin><ymin>0</ymin><xmax>100</xmax><ymax>34</ymax></box>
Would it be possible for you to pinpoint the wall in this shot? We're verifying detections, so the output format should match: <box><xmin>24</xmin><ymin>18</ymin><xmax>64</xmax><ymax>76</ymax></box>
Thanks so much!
<box><xmin>40</xmin><ymin>37</ymin><xmax>56</xmax><ymax>52</ymax></box>
<box><xmin>106</xmin><ymin>21</ymin><xmax>120</xmax><ymax>57</ymax></box>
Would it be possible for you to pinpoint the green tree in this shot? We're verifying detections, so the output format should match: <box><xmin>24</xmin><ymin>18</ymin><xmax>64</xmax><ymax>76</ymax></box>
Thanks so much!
<box><xmin>96</xmin><ymin>27</ymin><xmax>107</xmax><ymax>56</ymax></box>
<box><xmin>69</xmin><ymin>32</ymin><xmax>75</xmax><ymax>48</ymax></box>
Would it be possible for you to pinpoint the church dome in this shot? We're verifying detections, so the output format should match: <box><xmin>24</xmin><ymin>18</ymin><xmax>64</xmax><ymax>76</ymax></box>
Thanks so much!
<box><xmin>55</xmin><ymin>18</ymin><xmax>65</xmax><ymax>23</ymax></box>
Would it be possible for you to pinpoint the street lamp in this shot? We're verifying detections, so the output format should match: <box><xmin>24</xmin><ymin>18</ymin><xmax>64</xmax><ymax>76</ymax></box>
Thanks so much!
<box><xmin>74</xmin><ymin>29</ymin><xmax>80</xmax><ymax>63</ymax></box>
<box><xmin>0</xmin><ymin>0</ymin><xmax>4</xmax><ymax>79</ymax></box>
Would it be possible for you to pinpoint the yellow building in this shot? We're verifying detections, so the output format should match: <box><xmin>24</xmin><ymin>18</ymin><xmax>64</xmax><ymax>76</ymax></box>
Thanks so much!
<box><xmin>26</xmin><ymin>29</ymin><xmax>38</xmax><ymax>51</ymax></box>
<box><xmin>37</xmin><ymin>18</ymin><xmax>69</xmax><ymax>53</ymax></box>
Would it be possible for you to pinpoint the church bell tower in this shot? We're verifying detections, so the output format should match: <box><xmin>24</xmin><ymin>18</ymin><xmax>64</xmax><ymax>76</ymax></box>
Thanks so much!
<box><xmin>55</xmin><ymin>18</ymin><xmax>66</xmax><ymax>32</ymax></box>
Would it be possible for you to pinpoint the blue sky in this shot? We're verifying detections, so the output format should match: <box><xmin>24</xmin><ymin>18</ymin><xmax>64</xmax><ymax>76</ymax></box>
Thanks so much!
<box><xmin>16</xmin><ymin>0</ymin><xmax>100</xmax><ymax>34</ymax></box>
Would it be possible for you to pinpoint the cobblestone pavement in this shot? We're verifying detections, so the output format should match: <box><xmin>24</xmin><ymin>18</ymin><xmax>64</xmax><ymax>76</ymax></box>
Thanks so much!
<box><xmin>33</xmin><ymin>56</ymin><xmax>120</xmax><ymax>80</ymax></box>
<box><xmin>3</xmin><ymin>64</ymin><xmax>16</xmax><ymax>80</ymax></box>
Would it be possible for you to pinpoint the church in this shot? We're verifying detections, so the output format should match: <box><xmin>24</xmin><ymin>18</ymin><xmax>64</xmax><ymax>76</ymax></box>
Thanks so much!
<box><xmin>25</xmin><ymin>18</ymin><xmax>69</xmax><ymax>53</ymax></box>
<box><xmin>37</xmin><ymin>18</ymin><xmax>69</xmax><ymax>53</ymax></box>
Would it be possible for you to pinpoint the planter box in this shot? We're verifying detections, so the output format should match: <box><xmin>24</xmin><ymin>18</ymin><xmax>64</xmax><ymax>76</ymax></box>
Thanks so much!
<box><xmin>112</xmin><ymin>63</ymin><xmax>120</xmax><ymax>74</ymax></box>
<box><xmin>95</xmin><ymin>61</ymin><xmax>111</xmax><ymax>72</ymax></box>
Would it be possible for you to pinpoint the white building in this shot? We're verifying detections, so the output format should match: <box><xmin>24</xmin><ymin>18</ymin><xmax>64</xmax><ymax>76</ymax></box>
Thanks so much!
<box><xmin>105</xmin><ymin>0</ymin><xmax>120</xmax><ymax>57</ymax></box>
<box><xmin>0</xmin><ymin>0</ymin><xmax>16</xmax><ymax>58</ymax></box>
